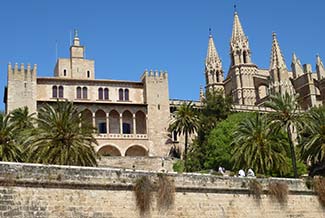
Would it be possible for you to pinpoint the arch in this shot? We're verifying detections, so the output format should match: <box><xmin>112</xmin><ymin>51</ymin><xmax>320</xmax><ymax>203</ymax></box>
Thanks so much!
<box><xmin>109</xmin><ymin>110</ymin><xmax>120</xmax><ymax>134</ymax></box>
<box><xmin>119</xmin><ymin>88</ymin><xmax>124</xmax><ymax>101</ymax></box>
<box><xmin>258</xmin><ymin>85</ymin><xmax>268</xmax><ymax>100</ymax></box>
<box><xmin>124</xmin><ymin>89</ymin><xmax>129</xmax><ymax>101</ymax></box>
<box><xmin>52</xmin><ymin>86</ymin><xmax>57</xmax><ymax>98</ymax></box>
<box><xmin>95</xmin><ymin>109</ymin><xmax>106</xmax><ymax>134</ymax></box>
<box><xmin>104</xmin><ymin>88</ymin><xmax>109</xmax><ymax>100</ymax></box>
<box><xmin>135</xmin><ymin>111</ymin><xmax>146</xmax><ymax>134</ymax></box>
<box><xmin>98</xmin><ymin>88</ymin><xmax>103</xmax><ymax>100</ymax></box>
<box><xmin>97</xmin><ymin>145</ymin><xmax>121</xmax><ymax>156</ymax></box>
<box><xmin>58</xmin><ymin>86</ymin><xmax>64</xmax><ymax>98</ymax></box>
<box><xmin>81</xmin><ymin>109</ymin><xmax>92</xmax><ymax>127</ymax></box>
<box><xmin>76</xmin><ymin>87</ymin><xmax>82</xmax><ymax>99</ymax></box>
<box><xmin>125</xmin><ymin>145</ymin><xmax>148</xmax><ymax>156</ymax></box>
<box><xmin>82</xmin><ymin>87</ymin><xmax>88</xmax><ymax>99</ymax></box>
<box><xmin>122</xmin><ymin>110</ymin><xmax>133</xmax><ymax>134</ymax></box>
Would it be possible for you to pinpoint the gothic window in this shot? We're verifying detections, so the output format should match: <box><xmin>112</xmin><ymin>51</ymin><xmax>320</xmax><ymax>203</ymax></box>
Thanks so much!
<box><xmin>98</xmin><ymin>88</ymin><xmax>103</xmax><ymax>100</ymax></box>
<box><xmin>104</xmin><ymin>88</ymin><xmax>109</xmax><ymax>100</ymax></box>
<box><xmin>63</xmin><ymin>69</ymin><xmax>67</xmax><ymax>76</ymax></box>
<box><xmin>87</xmin><ymin>71</ymin><xmax>90</xmax><ymax>78</ymax></box>
<box><xmin>119</xmin><ymin>88</ymin><xmax>124</xmax><ymax>101</ymax></box>
<box><xmin>52</xmin><ymin>86</ymin><xmax>57</xmax><ymax>98</ymax></box>
<box><xmin>82</xmin><ymin>87</ymin><xmax>88</xmax><ymax>99</ymax></box>
<box><xmin>58</xmin><ymin>86</ymin><xmax>64</xmax><ymax>98</ymax></box>
<box><xmin>124</xmin><ymin>89</ymin><xmax>129</xmax><ymax>101</ymax></box>
<box><xmin>76</xmin><ymin>87</ymin><xmax>82</xmax><ymax>99</ymax></box>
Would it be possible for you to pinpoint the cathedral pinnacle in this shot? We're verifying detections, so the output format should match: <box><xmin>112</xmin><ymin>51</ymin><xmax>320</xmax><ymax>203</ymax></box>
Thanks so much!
<box><xmin>270</xmin><ymin>32</ymin><xmax>287</xmax><ymax>70</ymax></box>
<box><xmin>73</xmin><ymin>29</ymin><xmax>80</xmax><ymax>46</ymax></box>
<box><xmin>206</xmin><ymin>33</ymin><xmax>222</xmax><ymax>70</ymax></box>
<box><xmin>231</xmin><ymin>11</ymin><xmax>247</xmax><ymax>44</ymax></box>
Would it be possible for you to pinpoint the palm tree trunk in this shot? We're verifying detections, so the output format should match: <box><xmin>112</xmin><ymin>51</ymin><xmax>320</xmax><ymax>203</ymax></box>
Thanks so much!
<box><xmin>287</xmin><ymin>125</ymin><xmax>298</xmax><ymax>178</ymax></box>
<box><xmin>184</xmin><ymin>131</ymin><xmax>188</xmax><ymax>172</ymax></box>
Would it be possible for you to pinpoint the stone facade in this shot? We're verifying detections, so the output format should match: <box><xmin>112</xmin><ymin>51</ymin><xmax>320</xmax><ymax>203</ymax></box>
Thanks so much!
<box><xmin>205</xmin><ymin>12</ymin><xmax>325</xmax><ymax>110</ymax></box>
<box><xmin>0</xmin><ymin>162</ymin><xmax>324</xmax><ymax>218</ymax></box>
<box><xmin>4</xmin><ymin>31</ymin><xmax>171</xmax><ymax>158</ymax></box>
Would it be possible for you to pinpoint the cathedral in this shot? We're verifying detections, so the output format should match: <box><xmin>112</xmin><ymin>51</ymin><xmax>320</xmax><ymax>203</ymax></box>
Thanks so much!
<box><xmin>205</xmin><ymin>11</ymin><xmax>325</xmax><ymax>110</ymax></box>
<box><xmin>4</xmin><ymin>11</ymin><xmax>325</xmax><ymax>158</ymax></box>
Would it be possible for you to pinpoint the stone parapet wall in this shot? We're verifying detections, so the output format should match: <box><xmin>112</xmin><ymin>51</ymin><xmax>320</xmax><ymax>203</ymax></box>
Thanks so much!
<box><xmin>0</xmin><ymin>162</ymin><xmax>323</xmax><ymax>218</ymax></box>
<box><xmin>98</xmin><ymin>156</ymin><xmax>175</xmax><ymax>172</ymax></box>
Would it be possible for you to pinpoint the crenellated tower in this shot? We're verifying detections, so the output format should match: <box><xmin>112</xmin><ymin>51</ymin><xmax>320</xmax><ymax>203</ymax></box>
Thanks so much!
<box><xmin>205</xmin><ymin>32</ymin><xmax>224</xmax><ymax>92</ymax></box>
<box><xmin>225</xmin><ymin>11</ymin><xmax>258</xmax><ymax>105</ymax></box>
<box><xmin>269</xmin><ymin>32</ymin><xmax>293</xmax><ymax>95</ymax></box>
<box><xmin>6</xmin><ymin>63</ymin><xmax>37</xmax><ymax>114</ymax></box>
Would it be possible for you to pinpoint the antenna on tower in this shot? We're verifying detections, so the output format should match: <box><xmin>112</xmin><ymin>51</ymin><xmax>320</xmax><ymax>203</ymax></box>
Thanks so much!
<box><xmin>234</xmin><ymin>3</ymin><xmax>237</xmax><ymax>13</ymax></box>
<box><xmin>209</xmin><ymin>27</ymin><xmax>212</xmax><ymax>36</ymax></box>
<box><xmin>55</xmin><ymin>40</ymin><xmax>58</xmax><ymax>61</ymax></box>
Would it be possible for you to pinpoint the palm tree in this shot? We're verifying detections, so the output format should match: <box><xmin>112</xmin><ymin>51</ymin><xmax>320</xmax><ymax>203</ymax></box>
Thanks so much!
<box><xmin>0</xmin><ymin>112</ymin><xmax>22</xmax><ymax>162</ymax></box>
<box><xmin>169</xmin><ymin>102</ymin><xmax>199</xmax><ymax>169</ymax></box>
<box><xmin>264</xmin><ymin>92</ymin><xmax>301</xmax><ymax>178</ymax></box>
<box><xmin>232</xmin><ymin>113</ymin><xmax>288</xmax><ymax>175</ymax></box>
<box><xmin>26</xmin><ymin>101</ymin><xmax>98</xmax><ymax>166</ymax></box>
<box><xmin>299</xmin><ymin>106</ymin><xmax>325</xmax><ymax>176</ymax></box>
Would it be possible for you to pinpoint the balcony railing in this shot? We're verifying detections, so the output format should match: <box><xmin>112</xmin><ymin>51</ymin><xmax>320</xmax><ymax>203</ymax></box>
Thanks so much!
<box><xmin>95</xmin><ymin>133</ymin><xmax>148</xmax><ymax>139</ymax></box>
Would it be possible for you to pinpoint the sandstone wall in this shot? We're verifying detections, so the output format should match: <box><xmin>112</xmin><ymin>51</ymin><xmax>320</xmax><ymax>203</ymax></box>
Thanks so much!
<box><xmin>0</xmin><ymin>162</ymin><xmax>323</xmax><ymax>218</ymax></box>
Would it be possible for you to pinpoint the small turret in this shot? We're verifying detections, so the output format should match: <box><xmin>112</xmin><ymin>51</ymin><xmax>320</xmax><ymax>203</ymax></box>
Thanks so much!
<box><xmin>291</xmin><ymin>53</ymin><xmax>304</xmax><ymax>78</ymax></box>
<box><xmin>316</xmin><ymin>55</ymin><xmax>325</xmax><ymax>80</ymax></box>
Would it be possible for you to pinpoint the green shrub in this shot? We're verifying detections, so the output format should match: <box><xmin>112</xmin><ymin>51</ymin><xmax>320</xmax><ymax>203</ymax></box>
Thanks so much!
<box><xmin>173</xmin><ymin>160</ymin><xmax>185</xmax><ymax>173</ymax></box>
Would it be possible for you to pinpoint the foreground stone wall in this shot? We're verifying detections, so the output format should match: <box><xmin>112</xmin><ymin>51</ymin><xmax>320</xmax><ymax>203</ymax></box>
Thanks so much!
<box><xmin>98</xmin><ymin>156</ymin><xmax>175</xmax><ymax>172</ymax></box>
<box><xmin>0</xmin><ymin>162</ymin><xmax>323</xmax><ymax>218</ymax></box>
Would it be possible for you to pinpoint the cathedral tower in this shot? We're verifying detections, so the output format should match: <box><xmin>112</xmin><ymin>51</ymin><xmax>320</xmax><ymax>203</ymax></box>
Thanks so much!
<box><xmin>269</xmin><ymin>32</ymin><xmax>293</xmax><ymax>95</ymax></box>
<box><xmin>205</xmin><ymin>31</ymin><xmax>224</xmax><ymax>92</ymax></box>
<box><xmin>224</xmin><ymin>11</ymin><xmax>258</xmax><ymax>105</ymax></box>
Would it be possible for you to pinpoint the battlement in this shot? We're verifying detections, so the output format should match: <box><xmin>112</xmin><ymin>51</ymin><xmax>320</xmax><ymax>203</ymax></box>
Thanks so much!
<box><xmin>141</xmin><ymin>69</ymin><xmax>168</xmax><ymax>80</ymax></box>
<box><xmin>8</xmin><ymin>63</ymin><xmax>37</xmax><ymax>81</ymax></box>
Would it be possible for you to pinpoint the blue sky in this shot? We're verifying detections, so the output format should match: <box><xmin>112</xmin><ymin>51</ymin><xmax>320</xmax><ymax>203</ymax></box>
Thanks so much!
<box><xmin>0</xmin><ymin>0</ymin><xmax>324</xmax><ymax>110</ymax></box>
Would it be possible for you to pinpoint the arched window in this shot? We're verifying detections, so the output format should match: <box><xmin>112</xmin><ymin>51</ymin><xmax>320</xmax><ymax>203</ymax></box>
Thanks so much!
<box><xmin>104</xmin><ymin>88</ymin><xmax>109</xmax><ymax>100</ymax></box>
<box><xmin>63</xmin><ymin>69</ymin><xmax>67</xmax><ymax>76</ymax></box>
<box><xmin>124</xmin><ymin>89</ymin><xmax>129</xmax><ymax>101</ymax></box>
<box><xmin>76</xmin><ymin>87</ymin><xmax>82</xmax><ymax>99</ymax></box>
<box><xmin>118</xmin><ymin>88</ymin><xmax>124</xmax><ymax>101</ymax></box>
<box><xmin>87</xmin><ymin>71</ymin><xmax>90</xmax><ymax>78</ymax></box>
<box><xmin>58</xmin><ymin>86</ymin><xmax>64</xmax><ymax>98</ymax></box>
<box><xmin>52</xmin><ymin>86</ymin><xmax>57</xmax><ymax>98</ymax></box>
<box><xmin>82</xmin><ymin>87</ymin><xmax>88</xmax><ymax>99</ymax></box>
<box><xmin>98</xmin><ymin>88</ymin><xmax>103</xmax><ymax>100</ymax></box>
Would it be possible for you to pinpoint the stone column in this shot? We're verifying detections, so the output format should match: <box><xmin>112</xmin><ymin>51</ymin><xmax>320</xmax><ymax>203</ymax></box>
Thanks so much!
<box><xmin>133</xmin><ymin>114</ymin><xmax>136</xmax><ymax>134</ymax></box>
<box><xmin>119</xmin><ymin>113</ymin><xmax>123</xmax><ymax>134</ymax></box>
<box><xmin>106</xmin><ymin>112</ymin><xmax>109</xmax><ymax>134</ymax></box>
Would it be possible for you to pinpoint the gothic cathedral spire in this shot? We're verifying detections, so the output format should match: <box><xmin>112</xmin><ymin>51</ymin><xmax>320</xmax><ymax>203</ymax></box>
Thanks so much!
<box><xmin>205</xmin><ymin>31</ymin><xmax>224</xmax><ymax>91</ymax></box>
<box><xmin>269</xmin><ymin>32</ymin><xmax>292</xmax><ymax>94</ymax></box>
<box><xmin>230</xmin><ymin>11</ymin><xmax>252</xmax><ymax>66</ymax></box>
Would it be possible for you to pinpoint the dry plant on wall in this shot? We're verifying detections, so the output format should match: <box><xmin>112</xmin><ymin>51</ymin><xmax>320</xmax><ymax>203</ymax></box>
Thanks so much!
<box><xmin>314</xmin><ymin>177</ymin><xmax>325</xmax><ymax>207</ymax></box>
<box><xmin>268</xmin><ymin>182</ymin><xmax>288</xmax><ymax>205</ymax></box>
<box><xmin>134</xmin><ymin>176</ymin><xmax>154</xmax><ymax>216</ymax></box>
<box><xmin>157</xmin><ymin>174</ymin><xmax>175</xmax><ymax>211</ymax></box>
<box><xmin>248</xmin><ymin>180</ymin><xmax>263</xmax><ymax>201</ymax></box>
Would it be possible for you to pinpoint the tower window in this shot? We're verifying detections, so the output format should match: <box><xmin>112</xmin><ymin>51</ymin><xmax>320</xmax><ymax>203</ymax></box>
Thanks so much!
<box><xmin>87</xmin><ymin>71</ymin><xmax>90</xmax><ymax>78</ymax></box>
<box><xmin>58</xmin><ymin>86</ymin><xmax>64</xmax><ymax>98</ymax></box>
<box><xmin>119</xmin><ymin>88</ymin><xmax>124</xmax><ymax>101</ymax></box>
<box><xmin>76</xmin><ymin>87</ymin><xmax>82</xmax><ymax>99</ymax></box>
<box><xmin>82</xmin><ymin>87</ymin><xmax>88</xmax><ymax>99</ymax></box>
<box><xmin>52</xmin><ymin>86</ymin><xmax>57</xmax><ymax>98</ymax></box>
<box><xmin>124</xmin><ymin>89</ymin><xmax>129</xmax><ymax>101</ymax></box>
<box><xmin>104</xmin><ymin>88</ymin><xmax>109</xmax><ymax>100</ymax></box>
<box><xmin>98</xmin><ymin>88</ymin><xmax>103</xmax><ymax>100</ymax></box>
<box><xmin>63</xmin><ymin>69</ymin><xmax>67</xmax><ymax>76</ymax></box>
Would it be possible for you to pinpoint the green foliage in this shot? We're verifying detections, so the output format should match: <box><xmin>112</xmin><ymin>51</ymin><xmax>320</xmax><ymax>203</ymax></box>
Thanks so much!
<box><xmin>172</xmin><ymin>160</ymin><xmax>185</xmax><ymax>173</ymax></box>
<box><xmin>281</xmin><ymin>158</ymin><xmax>307</xmax><ymax>178</ymax></box>
<box><xmin>264</xmin><ymin>92</ymin><xmax>302</xmax><ymax>178</ymax></box>
<box><xmin>232</xmin><ymin>113</ymin><xmax>289</xmax><ymax>175</ymax></box>
<box><xmin>0</xmin><ymin>113</ymin><xmax>23</xmax><ymax>162</ymax></box>
<box><xmin>169</xmin><ymin>102</ymin><xmax>199</xmax><ymax>170</ymax></box>
<box><xmin>26</xmin><ymin>101</ymin><xmax>98</xmax><ymax>166</ymax></box>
